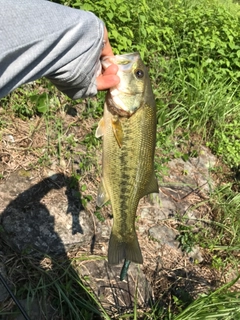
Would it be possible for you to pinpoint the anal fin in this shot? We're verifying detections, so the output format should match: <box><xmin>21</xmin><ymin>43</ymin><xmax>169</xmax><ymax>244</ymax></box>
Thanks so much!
<box><xmin>142</xmin><ymin>172</ymin><xmax>159</xmax><ymax>197</ymax></box>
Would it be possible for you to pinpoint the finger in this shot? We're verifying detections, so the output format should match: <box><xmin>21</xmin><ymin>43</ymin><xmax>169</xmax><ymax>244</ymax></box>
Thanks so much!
<box><xmin>97</xmin><ymin>74</ymin><xmax>120</xmax><ymax>91</ymax></box>
<box><xmin>103</xmin><ymin>64</ymin><xmax>118</xmax><ymax>75</ymax></box>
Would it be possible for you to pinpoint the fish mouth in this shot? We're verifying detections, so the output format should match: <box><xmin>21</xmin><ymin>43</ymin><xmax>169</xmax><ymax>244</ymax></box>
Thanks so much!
<box><xmin>101</xmin><ymin>52</ymin><xmax>140</xmax><ymax>70</ymax></box>
<box><xmin>101</xmin><ymin>53</ymin><xmax>142</xmax><ymax>97</ymax></box>
<box><xmin>102</xmin><ymin>52</ymin><xmax>143</xmax><ymax>115</ymax></box>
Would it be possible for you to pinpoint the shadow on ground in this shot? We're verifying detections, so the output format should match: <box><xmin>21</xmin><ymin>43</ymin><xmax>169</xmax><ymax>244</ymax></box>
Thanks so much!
<box><xmin>0</xmin><ymin>173</ymin><xmax>103</xmax><ymax>319</ymax></box>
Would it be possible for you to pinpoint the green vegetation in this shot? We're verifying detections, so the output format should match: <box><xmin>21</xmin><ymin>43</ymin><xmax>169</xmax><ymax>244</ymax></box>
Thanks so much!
<box><xmin>1</xmin><ymin>0</ymin><xmax>240</xmax><ymax>319</ymax></box>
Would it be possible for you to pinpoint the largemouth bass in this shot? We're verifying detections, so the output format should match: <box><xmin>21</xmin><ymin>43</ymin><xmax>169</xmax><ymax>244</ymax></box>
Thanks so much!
<box><xmin>96</xmin><ymin>52</ymin><xmax>158</xmax><ymax>265</ymax></box>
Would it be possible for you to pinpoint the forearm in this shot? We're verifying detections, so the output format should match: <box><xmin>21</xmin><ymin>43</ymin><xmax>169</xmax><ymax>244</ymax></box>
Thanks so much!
<box><xmin>0</xmin><ymin>0</ymin><xmax>105</xmax><ymax>99</ymax></box>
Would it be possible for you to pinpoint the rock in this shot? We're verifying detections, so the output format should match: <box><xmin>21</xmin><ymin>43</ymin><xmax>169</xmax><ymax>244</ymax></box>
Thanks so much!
<box><xmin>143</xmin><ymin>147</ymin><xmax>217</xmax><ymax>260</ymax></box>
<box><xmin>0</xmin><ymin>171</ymin><xmax>94</xmax><ymax>256</ymax></box>
<box><xmin>151</xmin><ymin>146</ymin><xmax>216</xmax><ymax>223</ymax></box>
<box><xmin>76</xmin><ymin>259</ymin><xmax>151</xmax><ymax>312</ymax></box>
<box><xmin>153</xmin><ymin>190</ymin><xmax>178</xmax><ymax>220</ymax></box>
<box><xmin>188</xmin><ymin>245</ymin><xmax>204</xmax><ymax>264</ymax></box>
<box><xmin>148</xmin><ymin>225</ymin><xmax>179</xmax><ymax>249</ymax></box>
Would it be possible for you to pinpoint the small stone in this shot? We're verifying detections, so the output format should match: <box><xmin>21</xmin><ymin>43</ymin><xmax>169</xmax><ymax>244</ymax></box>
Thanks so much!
<box><xmin>47</xmin><ymin>171</ymin><xmax>58</xmax><ymax>179</ymax></box>
<box><xmin>149</xmin><ymin>225</ymin><xmax>179</xmax><ymax>249</ymax></box>
<box><xmin>141</xmin><ymin>208</ymin><xmax>150</xmax><ymax>219</ymax></box>
<box><xmin>188</xmin><ymin>246</ymin><xmax>204</xmax><ymax>264</ymax></box>
<box><xmin>138</xmin><ymin>225</ymin><xmax>146</xmax><ymax>234</ymax></box>
<box><xmin>59</xmin><ymin>158</ymin><xmax>66</xmax><ymax>168</ymax></box>
<box><xmin>4</xmin><ymin>134</ymin><xmax>14</xmax><ymax>143</ymax></box>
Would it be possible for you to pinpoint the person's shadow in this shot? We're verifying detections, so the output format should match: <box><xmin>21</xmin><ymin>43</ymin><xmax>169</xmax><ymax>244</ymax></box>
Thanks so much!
<box><xmin>0</xmin><ymin>172</ymin><xmax>101</xmax><ymax>319</ymax></box>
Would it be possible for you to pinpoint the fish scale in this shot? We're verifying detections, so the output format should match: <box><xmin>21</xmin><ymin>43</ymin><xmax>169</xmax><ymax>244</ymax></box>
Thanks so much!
<box><xmin>102</xmin><ymin>103</ymin><xmax>156</xmax><ymax>264</ymax></box>
<box><xmin>96</xmin><ymin>52</ymin><xmax>158</xmax><ymax>265</ymax></box>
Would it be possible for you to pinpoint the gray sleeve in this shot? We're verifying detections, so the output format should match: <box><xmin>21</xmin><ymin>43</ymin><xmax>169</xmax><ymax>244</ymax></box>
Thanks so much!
<box><xmin>0</xmin><ymin>0</ymin><xmax>105</xmax><ymax>99</ymax></box>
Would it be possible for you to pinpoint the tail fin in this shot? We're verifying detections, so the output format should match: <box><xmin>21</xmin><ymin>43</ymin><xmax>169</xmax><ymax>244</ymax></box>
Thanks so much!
<box><xmin>108</xmin><ymin>231</ymin><xmax>143</xmax><ymax>265</ymax></box>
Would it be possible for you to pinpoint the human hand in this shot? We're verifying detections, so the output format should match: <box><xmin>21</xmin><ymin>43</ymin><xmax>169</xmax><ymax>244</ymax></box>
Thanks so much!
<box><xmin>96</xmin><ymin>27</ymin><xmax>120</xmax><ymax>91</ymax></box>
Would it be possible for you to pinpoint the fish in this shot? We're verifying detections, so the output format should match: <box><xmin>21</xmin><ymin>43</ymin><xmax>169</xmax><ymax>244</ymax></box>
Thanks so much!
<box><xmin>96</xmin><ymin>52</ymin><xmax>158</xmax><ymax>265</ymax></box>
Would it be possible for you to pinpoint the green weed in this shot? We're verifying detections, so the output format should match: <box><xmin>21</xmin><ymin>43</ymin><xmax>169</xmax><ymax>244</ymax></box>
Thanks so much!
<box><xmin>174</xmin><ymin>275</ymin><xmax>240</xmax><ymax>320</ymax></box>
<box><xmin>176</xmin><ymin>224</ymin><xmax>196</xmax><ymax>254</ymax></box>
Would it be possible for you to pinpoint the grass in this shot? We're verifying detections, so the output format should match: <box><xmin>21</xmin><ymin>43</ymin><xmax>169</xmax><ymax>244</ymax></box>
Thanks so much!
<box><xmin>1</xmin><ymin>0</ymin><xmax>240</xmax><ymax>319</ymax></box>
<box><xmin>174</xmin><ymin>275</ymin><xmax>240</xmax><ymax>320</ymax></box>
<box><xmin>0</xmin><ymin>238</ymin><xmax>109</xmax><ymax>319</ymax></box>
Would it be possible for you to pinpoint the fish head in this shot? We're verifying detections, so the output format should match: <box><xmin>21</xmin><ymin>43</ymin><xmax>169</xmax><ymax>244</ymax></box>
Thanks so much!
<box><xmin>102</xmin><ymin>52</ymin><xmax>149</xmax><ymax>116</ymax></box>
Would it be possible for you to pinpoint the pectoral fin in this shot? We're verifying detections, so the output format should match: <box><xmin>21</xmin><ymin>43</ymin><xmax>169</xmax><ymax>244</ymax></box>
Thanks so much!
<box><xmin>96</xmin><ymin>179</ymin><xmax>110</xmax><ymax>207</ymax></box>
<box><xmin>111</xmin><ymin>116</ymin><xmax>123</xmax><ymax>148</ymax></box>
<box><xmin>142</xmin><ymin>172</ymin><xmax>159</xmax><ymax>197</ymax></box>
<box><xmin>95</xmin><ymin>117</ymin><xmax>105</xmax><ymax>138</ymax></box>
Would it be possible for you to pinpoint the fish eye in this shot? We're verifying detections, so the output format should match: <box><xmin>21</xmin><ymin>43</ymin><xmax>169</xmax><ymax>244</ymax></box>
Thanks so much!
<box><xmin>135</xmin><ymin>69</ymin><xmax>144</xmax><ymax>79</ymax></box>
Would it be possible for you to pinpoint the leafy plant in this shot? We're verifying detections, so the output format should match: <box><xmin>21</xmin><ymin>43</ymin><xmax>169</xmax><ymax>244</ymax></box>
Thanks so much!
<box><xmin>176</xmin><ymin>224</ymin><xmax>196</xmax><ymax>254</ymax></box>
<box><xmin>30</xmin><ymin>92</ymin><xmax>50</xmax><ymax>114</ymax></box>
